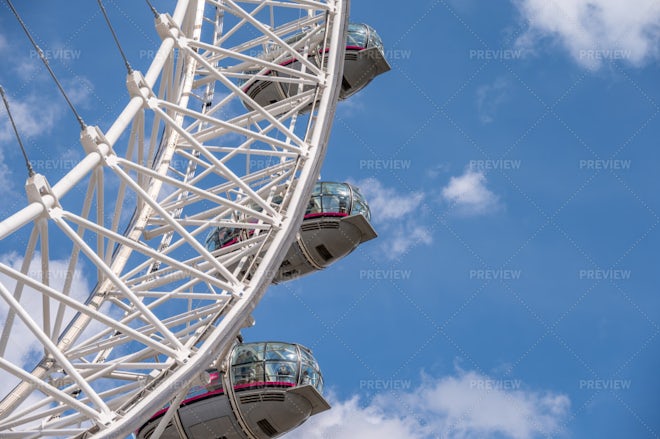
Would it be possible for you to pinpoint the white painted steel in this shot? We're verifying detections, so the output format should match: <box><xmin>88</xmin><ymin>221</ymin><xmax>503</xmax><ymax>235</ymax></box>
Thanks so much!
<box><xmin>0</xmin><ymin>0</ymin><xmax>348</xmax><ymax>437</ymax></box>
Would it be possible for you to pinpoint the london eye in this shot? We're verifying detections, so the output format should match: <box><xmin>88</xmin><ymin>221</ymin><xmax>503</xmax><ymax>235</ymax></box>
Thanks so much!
<box><xmin>0</xmin><ymin>1</ymin><xmax>388</xmax><ymax>438</ymax></box>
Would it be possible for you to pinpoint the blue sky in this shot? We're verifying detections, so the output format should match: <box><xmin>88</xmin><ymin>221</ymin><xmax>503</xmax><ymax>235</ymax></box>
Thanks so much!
<box><xmin>0</xmin><ymin>1</ymin><xmax>659</xmax><ymax>438</ymax></box>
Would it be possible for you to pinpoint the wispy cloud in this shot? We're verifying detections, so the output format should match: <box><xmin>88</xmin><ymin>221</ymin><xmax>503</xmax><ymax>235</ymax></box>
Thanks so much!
<box><xmin>0</xmin><ymin>90</ymin><xmax>61</xmax><ymax>144</ymax></box>
<box><xmin>476</xmin><ymin>76</ymin><xmax>510</xmax><ymax>124</ymax></box>
<box><xmin>513</xmin><ymin>0</ymin><xmax>660</xmax><ymax>69</ymax></box>
<box><xmin>0</xmin><ymin>25</ymin><xmax>93</xmax><ymax>146</ymax></box>
<box><xmin>351</xmin><ymin>177</ymin><xmax>432</xmax><ymax>259</ymax></box>
<box><xmin>0</xmin><ymin>74</ymin><xmax>94</xmax><ymax>195</ymax></box>
<box><xmin>0</xmin><ymin>91</ymin><xmax>62</xmax><ymax>195</ymax></box>
<box><xmin>62</xmin><ymin>76</ymin><xmax>95</xmax><ymax>109</ymax></box>
<box><xmin>288</xmin><ymin>368</ymin><xmax>570</xmax><ymax>439</ymax></box>
<box><xmin>336</xmin><ymin>92</ymin><xmax>366</xmax><ymax>117</ymax></box>
<box><xmin>0</xmin><ymin>148</ymin><xmax>13</xmax><ymax>196</ymax></box>
<box><xmin>355</xmin><ymin>177</ymin><xmax>424</xmax><ymax>222</ymax></box>
<box><xmin>442</xmin><ymin>168</ymin><xmax>500</xmax><ymax>216</ymax></box>
<box><xmin>0</xmin><ymin>33</ymin><xmax>8</xmax><ymax>53</ymax></box>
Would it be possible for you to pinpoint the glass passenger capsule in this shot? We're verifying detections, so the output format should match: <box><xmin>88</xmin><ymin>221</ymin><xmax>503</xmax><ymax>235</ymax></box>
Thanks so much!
<box><xmin>241</xmin><ymin>23</ymin><xmax>390</xmax><ymax>109</ymax></box>
<box><xmin>204</xmin><ymin>181</ymin><xmax>377</xmax><ymax>283</ymax></box>
<box><xmin>274</xmin><ymin>181</ymin><xmax>376</xmax><ymax>283</ymax></box>
<box><xmin>136</xmin><ymin>342</ymin><xmax>329</xmax><ymax>439</ymax></box>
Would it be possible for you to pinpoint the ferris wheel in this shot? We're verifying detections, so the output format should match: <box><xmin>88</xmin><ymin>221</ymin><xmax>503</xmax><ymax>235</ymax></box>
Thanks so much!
<box><xmin>0</xmin><ymin>1</ymin><xmax>389</xmax><ymax>438</ymax></box>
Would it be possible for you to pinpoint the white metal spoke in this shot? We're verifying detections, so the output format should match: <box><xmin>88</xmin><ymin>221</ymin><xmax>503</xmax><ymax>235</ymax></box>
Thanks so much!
<box><xmin>60</xmin><ymin>211</ymin><xmax>233</xmax><ymax>292</ymax></box>
<box><xmin>0</xmin><ymin>283</ymin><xmax>112</xmax><ymax>425</ymax></box>
<box><xmin>117</xmin><ymin>157</ymin><xmax>277</xmax><ymax>225</ymax></box>
<box><xmin>0</xmin><ymin>264</ymin><xmax>187</xmax><ymax>360</ymax></box>
<box><xmin>180</xmin><ymin>46</ymin><xmax>312</xmax><ymax>149</ymax></box>
<box><xmin>50</xmin><ymin>212</ymin><xmax>189</xmax><ymax>357</ymax></box>
<box><xmin>0</xmin><ymin>226</ymin><xmax>38</xmax><ymax>357</ymax></box>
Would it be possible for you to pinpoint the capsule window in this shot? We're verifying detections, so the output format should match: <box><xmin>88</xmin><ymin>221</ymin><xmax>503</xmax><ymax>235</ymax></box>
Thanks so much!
<box><xmin>365</xmin><ymin>24</ymin><xmax>385</xmax><ymax>53</ymax></box>
<box><xmin>232</xmin><ymin>363</ymin><xmax>264</xmax><ymax>385</ymax></box>
<box><xmin>204</xmin><ymin>228</ymin><xmax>220</xmax><ymax>251</ymax></box>
<box><xmin>322</xmin><ymin>182</ymin><xmax>349</xmax><ymax>196</ymax></box>
<box><xmin>265</xmin><ymin>343</ymin><xmax>298</xmax><ymax>361</ymax></box>
<box><xmin>352</xmin><ymin>200</ymin><xmax>370</xmax><ymax>220</ymax></box>
<box><xmin>265</xmin><ymin>361</ymin><xmax>297</xmax><ymax>384</ymax></box>
<box><xmin>347</xmin><ymin>24</ymin><xmax>368</xmax><ymax>48</ymax></box>
<box><xmin>301</xmin><ymin>364</ymin><xmax>323</xmax><ymax>392</ymax></box>
<box><xmin>233</xmin><ymin>345</ymin><xmax>262</xmax><ymax>364</ymax></box>
<box><xmin>205</xmin><ymin>227</ymin><xmax>241</xmax><ymax>251</ymax></box>
<box><xmin>299</xmin><ymin>348</ymin><xmax>318</xmax><ymax>369</ymax></box>
<box><xmin>350</xmin><ymin>187</ymin><xmax>371</xmax><ymax>221</ymax></box>
<box><xmin>229</xmin><ymin>342</ymin><xmax>325</xmax><ymax>392</ymax></box>
<box><xmin>320</xmin><ymin>194</ymin><xmax>340</xmax><ymax>213</ymax></box>
<box><xmin>306</xmin><ymin>196</ymin><xmax>322</xmax><ymax>215</ymax></box>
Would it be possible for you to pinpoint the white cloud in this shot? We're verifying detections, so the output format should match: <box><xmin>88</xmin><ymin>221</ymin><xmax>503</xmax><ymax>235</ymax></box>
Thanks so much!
<box><xmin>288</xmin><ymin>393</ymin><xmax>422</xmax><ymax>438</ymax></box>
<box><xmin>442</xmin><ymin>168</ymin><xmax>500</xmax><ymax>216</ymax></box>
<box><xmin>0</xmin><ymin>91</ymin><xmax>61</xmax><ymax>144</ymax></box>
<box><xmin>447</xmin><ymin>0</ymin><xmax>478</xmax><ymax>15</ymax></box>
<box><xmin>476</xmin><ymin>77</ymin><xmax>510</xmax><ymax>124</ymax></box>
<box><xmin>351</xmin><ymin>177</ymin><xmax>432</xmax><ymax>259</ymax></box>
<box><xmin>336</xmin><ymin>93</ymin><xmax>366</xmax><ymax>117</ymax></box>
<box><xmin>62</xmin><ymin>76</ymin><xmax>95</xmax><ymax>109</ymax></box>
<box><xmin>0</xmin><ymin>33</ymin><xmax>8</xmax><ymax>53</ymax></box>
<box><xmin>0</xmin><ymin>148</ymin><xmax>13</xmax><ymax>195</ymax></box>
<box><xmin>0</xmin><ymin>82</ymin><xmax>87</xmax><ymax>188</ymax></box>
<box><xmin>288</xmin><ymin>369</ymin><xmax>570</xmax><ymax>439</ymax></box>
<box><xmin>425</xmin><ymin>162</ymin><xmax>451</xmax><ymax>179</ymax></box>
<box><xmin>389</xmin><ymin>224</ymin><xmax>433</xmax><ymax>259</ymax></box>
<box><xmin>514</xmin><ymin>0</ymin><xmax>660</xmax><ymax>69</ymax></box>
<box><xmin>354</xmin><ymin>177</ymin><xmax>424</xmax><ymax>222</ymax></box>
<box><xmin>0</xmin><ymin>40</ymin><xmax>93</xmax><ymax>145</ymax></box>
